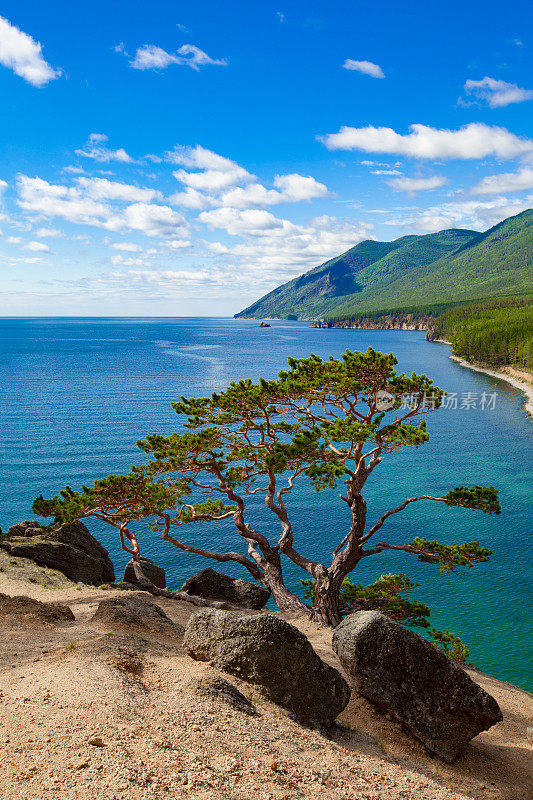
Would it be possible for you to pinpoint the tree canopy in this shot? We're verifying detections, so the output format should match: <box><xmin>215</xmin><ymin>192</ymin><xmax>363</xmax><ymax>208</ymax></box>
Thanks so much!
<box><xmin>34</xmin><ymin>346</ymin><xmax>500</xmax><ymax>625</ymax></box>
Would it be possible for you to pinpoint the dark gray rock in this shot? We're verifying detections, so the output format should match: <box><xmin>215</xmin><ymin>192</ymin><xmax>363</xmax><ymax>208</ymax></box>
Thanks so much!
<box><xmin>332</xmin><ymin>611</ymin><xmax>502</xmax><ymax>761</ymax></box>
<box><xmin>183</xmin><ymin>609</ymin><xmax>350</xmax><ymax>726</ymax></box>
<box><xmin>4</xmin><ymin>520</ymin><xmax>41</xmax><ymax>538</ymax></box>
<box><xmin>188</xmin><ymin>676</ymin><xmax>258</xmax><ymax>716</ymax></box>
<box><xmin>0</xmin><ymin>592</ymin><xmax>75</xmax><ymax>627</ymax></box>
<box><xmin>91</xmin><ymin>594</ymin><xmax>184</xmax><ymax>639</ymax></box>
<box><xmin>1</xmin><ymin>520</ymin><xmax>114</xmax><ymax>586</ymax></box>
<box><xmin>181</xmin><ymin>568</ymin><xmax>270</xmax><ymax>610</ymax></box>
<box><xmin>124</xmin><ymin>556</ymin><xmax>166</xmax><ymax>589</ymax></box>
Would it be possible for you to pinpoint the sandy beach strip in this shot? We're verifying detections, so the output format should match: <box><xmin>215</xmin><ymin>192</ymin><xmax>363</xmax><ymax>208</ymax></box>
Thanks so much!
<box><xmin>449</xmin><ymin>355</ymin><xmax>533</xmax><ymax>419</ymax></box>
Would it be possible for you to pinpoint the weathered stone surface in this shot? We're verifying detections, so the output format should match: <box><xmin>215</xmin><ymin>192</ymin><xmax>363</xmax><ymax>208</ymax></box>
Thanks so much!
<box><xmin>4</xmin><ymin>520</ymin><xmax>41</xmax><ymax>538</ymax></box>
<box><xmin>181</xmin><ymin>568</ymin><xmax>270</xmax><ymax>610</ymax></box>
<box><xmin>188</xmin><ymin>676</ymin><xmax>258</xmax><ymax>716</ymax></box>
<box><xmin>183</xmin><ymin>609</ymin><xmax>350</xmax><ymax>726</ymax></box>
<box><xmin>123</xmin><ymin>556</ymin><xmax>166</xmax><ymax>589</ymax></box>
<box><xmin>90</xmin><ymin>594</ymin><xmax>184</xmax><ymax>639</ymax></box>
<box><xmin>0</xmin><ymin>592</ymin><xmax>75</xmax><ymax>628</ymax></box>
<box><xmin>1</xmin><ymin>520</ymin><xmax>114</xmax><ymax>586</ymax></box>
<box><xmin>332</xmin><ymin>611</ymin><xmax>503</xmax><ymax>761</ymax></box>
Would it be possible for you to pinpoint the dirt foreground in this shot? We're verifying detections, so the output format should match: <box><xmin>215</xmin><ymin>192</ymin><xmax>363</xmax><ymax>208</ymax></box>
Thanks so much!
<box><xmin>0</xmin><ymin>551</ymin><xmax>531</xmax><ymax>800</ymax></box>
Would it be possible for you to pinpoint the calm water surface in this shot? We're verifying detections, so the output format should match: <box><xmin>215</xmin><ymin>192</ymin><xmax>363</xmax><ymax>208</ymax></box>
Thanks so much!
<box><xmin>1</xmin><ymin>318</ymin><xmax>531</xmax><ymax>690</ymax></box>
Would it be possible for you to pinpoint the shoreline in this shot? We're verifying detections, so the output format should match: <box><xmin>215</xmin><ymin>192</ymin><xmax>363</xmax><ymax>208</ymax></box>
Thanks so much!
<box><xmin>249</xmin><ymin>323</ymin><xmax>533</xmax><ymax>418</ymax></box>
<box><xmin>448</xmin><ymin>354</ymin><xmax>533</xmax><ymax>419</ymax></box>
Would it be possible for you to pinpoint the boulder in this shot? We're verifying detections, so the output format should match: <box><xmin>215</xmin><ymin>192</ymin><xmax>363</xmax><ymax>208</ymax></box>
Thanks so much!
<box><xmin>0</xmin><ymin>592</ymin><xmax>74</xmax><ymax>628</ymax></box>
<box><xmin>181</xmin><ymin>568</ymin><xmax>270</xmax><ymax>610</ymax></box>
<box><xmin>183</xmin><ymin>609</ymin><xmax>350</xmax><ymax>727</ymax></box>
<box><xmin>90</xmin><ymin>594</ymin><xmax>184</xmax><ymax>639</ymax></box>
<box><xmin>332</xmin><ymin>611</ymin><xmax>502</xmax><ymax>761</ymax></box>
<box><xmin>123</xmin><ymin>556</ymin><xmax>166</xmax><ymax>589</ymax></box>
<box><xmin>1</xmin><ymin>520</ymin><xmax>114</xmax><ymax>586</ymax></box>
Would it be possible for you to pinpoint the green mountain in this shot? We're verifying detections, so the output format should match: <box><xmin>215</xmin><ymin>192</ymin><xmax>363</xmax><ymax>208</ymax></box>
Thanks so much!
<box><xmin>235</xmin><ymin>210</ymin><xmax>533</xmax><ymax>321</ymax></box>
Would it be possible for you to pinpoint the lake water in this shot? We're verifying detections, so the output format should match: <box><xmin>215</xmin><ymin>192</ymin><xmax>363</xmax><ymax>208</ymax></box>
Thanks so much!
<box><xmin>1</xmin><ymin>317</ymin><xmax>531</xmax><ymax>690</ymax></box>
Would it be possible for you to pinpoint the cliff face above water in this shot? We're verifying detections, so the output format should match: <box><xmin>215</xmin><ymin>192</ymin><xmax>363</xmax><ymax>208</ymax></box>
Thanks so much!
<box><xmin>312</xmin><ymin>313</ymin><xmax>432</xmax><ymax>331</ymax></box>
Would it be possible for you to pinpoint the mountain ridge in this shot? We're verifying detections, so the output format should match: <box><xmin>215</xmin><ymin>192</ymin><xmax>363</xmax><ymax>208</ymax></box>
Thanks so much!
<box><xmin>235</xmin><ymin>210</ymin><xmax>533</xmax><ymax>322</ymax></box>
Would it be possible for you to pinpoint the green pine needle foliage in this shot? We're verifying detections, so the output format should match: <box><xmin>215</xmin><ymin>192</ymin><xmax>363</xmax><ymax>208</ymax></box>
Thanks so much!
<box><xmin>302</xmin><ymin>573</ymin><xmax>472</xmax><ymax>662</ymax></box>
<box><xmin>409</xmin><ymin>537</ymin><xmax>493</xmax><ymax>573</ymax></box>
<box><xmin>430</xmin><ymin>629</ymin><xmax>471</xmax><ymax>663</ymax></box>
<box><xmin>302</xmin><ymin>573</ymin><xmax>431</xmax><ymax>628</ymax></box>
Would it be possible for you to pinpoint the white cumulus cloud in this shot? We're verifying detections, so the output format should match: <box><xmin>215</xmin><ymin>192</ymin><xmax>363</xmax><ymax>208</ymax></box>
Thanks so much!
<box><xmin>319</xmin><ymin>122</ymin><xmax>533</xmax><ymax>160</ymax></box>
<box><xmin>167</xmin><ymin>147</ymin><xmax>329</xmax><ymax>209</ymax></box>
<box><xmin>215</xmin><ymin>184</ymin><xmax>281</xmax><ymax>208</ymax></box>
<box><xmin>273</xmin><ymin>173</ymin><xmax>329</xmax><ymax>202</ymax></box>
<box><xmin>16</xmin><ymin>175</ymin><xmax>188</xmax><ymax>238</ymax></box>
<box><xmin>392</xmin><ymin>196</ymin><xmax>533</xmax><ymax>233</ymax></box>
<box><xmin>470</xmin><ymin>167</ymin><xmax>533</xmax><ymax>195</ymax></box>
<box><xmin>165</xmin><ymin>144</ymin><xmax>244</xmax><ymax>171</ymax></box>
<box><xmin>122</xmin><ymin>202</ymin><xmax>188</xmax><ymax>238</ymax></box>
<box><xmin>174</xmin><ymin>166</ymin><xmax>252</xmax><ymax>192</ymax></box>
<box><xmin>110</xmin><ymin>254</ymin><xmax>149</xmax><ymax>267</ymax></box>
<box><xmin>24</xmin><ymin>240</ymin><xmax>50</xmax><ymax>252</ymax></box>
<box><xmin>386</xmin><ymin>175</ymin><xmax>447</xmax><ymax>194</ymax></box>
<box><xmin>167</xmin><ymin>239</ymin><xmax>192</xmax><ymax>249</ymax></box>
<box><xmin>199</xmin><ymin>207</ymin><xmax>289</xmax><ymax>237</ymax></box>
<box><xmin>76</xmin><ymin>177</ymin><xmax>162</xmax><ymax>203</ymax></box>
<box><xmin>130</xmin><ymin>43</ymin><xmax>227</xmax><ymax>71</ymax></box>
<box><xmin>35</xmin><ymin>227</ymin><xmax>63</xmax><ymax>237</ymax></box>
<box><xmin>168</xmin><ymin>145</ymin><xmax>255</xmax><ymax>203</ymax></box>
<box><xmin>110</xmin><ymin>242</ymin><xmax>143</xmax><ymax>252</ymax></box>
<box><xmin>342</xmin><ymin>59</ymin><xmax>385</xmax><ymax>79</ymax></box>
<box><xmin>168</xmin><ymin>187</ymin><xmax>218</xmax><ymax>209</ymax></box>
<box><xmin>0</xmin><ymin>15</ymin><xmax>61</xmax><ymax>87</ymax></box>
<box><xmin>463</xmin><ymin>77</ymin><xmax>533</xmax><ymax>108</ymax></box>
<box><xmin>76</xmin><ymin>134</ymin><xmax>132</xmax><ymax>164</ymax></box>
<box><xmin>17</xmin><ymin>175</ymin><xmax>123</xmax><ymax>230</ymax></box>
<box><xmin>218</xmin><ymin>173</ymin><xmax>328</xmax><ymax>208</ymax></box>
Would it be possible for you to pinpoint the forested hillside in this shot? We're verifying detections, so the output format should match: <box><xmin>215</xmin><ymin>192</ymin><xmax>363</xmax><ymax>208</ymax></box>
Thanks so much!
<box><xmin>236</xmin><ymin>210</ymin><xmax>533</xmax><ymax>322</ymax></box>
<box><xmin>237</xmin><ymin>229</ymin><xmax>477</xmax><ymax>319</ymax></box>
<box><xmin>429</xmin><ymin>295</ymin><xmax>533</xmax><ymax>372</ymax></box>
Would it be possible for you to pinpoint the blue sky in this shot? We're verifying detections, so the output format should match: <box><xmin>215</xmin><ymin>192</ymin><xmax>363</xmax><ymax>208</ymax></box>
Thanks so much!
<box><xmin>0</xmin><ymin>0</ymin><xmax>532</xmax><ymax>316</ymax></box>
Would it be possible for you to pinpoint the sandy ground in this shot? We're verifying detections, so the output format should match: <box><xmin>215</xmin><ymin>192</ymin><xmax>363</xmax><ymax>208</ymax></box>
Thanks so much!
<box><xmin>448</xmin><ymin>355</ymin><xmax>533</xmax><ymax>419</ymax></box>
<box><xmin>428</xmin><ymin>339</ymin><xmax>533</xmax><ymax>419</ymax></box>
<box><xmin>0</xmin><ymin>552</ymin><xmax>532</xmax><ymax>800</ymax></box>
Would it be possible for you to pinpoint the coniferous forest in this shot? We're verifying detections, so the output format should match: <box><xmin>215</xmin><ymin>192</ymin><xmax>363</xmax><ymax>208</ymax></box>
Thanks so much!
<box><xmin>431</xmin><ymin>295</ymin><xmax>533</xmax><ymax>372</ymax></box>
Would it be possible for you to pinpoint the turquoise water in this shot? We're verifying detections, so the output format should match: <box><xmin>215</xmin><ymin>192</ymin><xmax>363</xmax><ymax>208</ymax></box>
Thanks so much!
<box><xmin>1</xmin><ymin>318</ymin><xmax>531</xmax><ymax>690</ymax></box>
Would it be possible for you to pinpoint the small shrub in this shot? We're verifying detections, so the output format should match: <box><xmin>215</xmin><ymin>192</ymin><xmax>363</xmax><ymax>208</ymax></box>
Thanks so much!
<box><xmin>430</xmin><ymin>629</ymin><xmax>471</xmax><ymax>663</ymax></box>
<box><xmin>303</xmin><ymin>573</ymin><xmax>473</xmax><ymax>663</ymax></box>
<box><xmin>302</xmin><ymin>573</ymin><xmax>431</xmax><ymax>628</ymax></box>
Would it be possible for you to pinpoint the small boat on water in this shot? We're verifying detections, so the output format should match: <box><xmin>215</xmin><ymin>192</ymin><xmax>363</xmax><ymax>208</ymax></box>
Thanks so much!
<box><xmin>259</xmin><ymin>320</ymin><xmax>271</xmax><ymax>327</ymax></box>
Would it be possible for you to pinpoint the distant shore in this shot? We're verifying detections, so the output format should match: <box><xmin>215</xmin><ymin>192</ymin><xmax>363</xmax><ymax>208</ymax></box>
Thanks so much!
<box><xmin>448</xmin><ymin>354</ymin><xmax>533</xmax><ymax>419</ymax></box>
